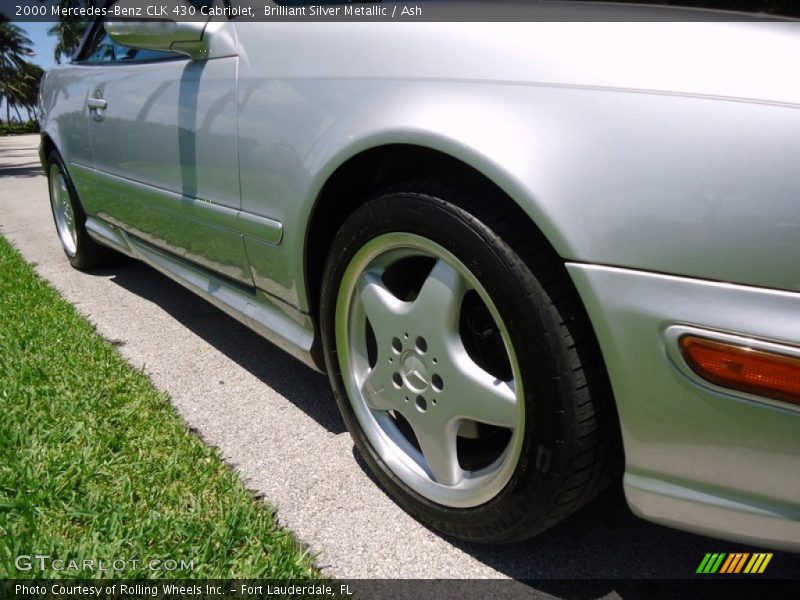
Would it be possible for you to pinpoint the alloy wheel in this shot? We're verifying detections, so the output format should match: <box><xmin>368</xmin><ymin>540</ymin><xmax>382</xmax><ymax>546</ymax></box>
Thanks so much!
<box><xmin>335</xmin><ymin>232</ymin><xmax>525</xmax><ymax>508</ymax></box>
<box><xmin>49</xmin><ymin>163</ymin><xmax>78</xmax><ymax>256</ymax></box>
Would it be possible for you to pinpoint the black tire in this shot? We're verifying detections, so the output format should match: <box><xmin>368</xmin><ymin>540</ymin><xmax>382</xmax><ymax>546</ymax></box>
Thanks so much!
<box><xmin>46</xmin><ymin>150</ymin><xmax>118</xmax><ymax>270</ymax></box>
<box><xmin>320</xmin><ymin>178</ymin><xmax>620</xmax><ymax>543</ymax></box>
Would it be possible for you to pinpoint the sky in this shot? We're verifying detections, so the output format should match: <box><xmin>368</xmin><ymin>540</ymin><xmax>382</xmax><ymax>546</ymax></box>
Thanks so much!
<box><xmin>2</xmin><ymin>21</ymin><xmax>58</xmax><ymax>121</ymax></box>
<box><xmin>23</xmin><ymin>21</ymin><xmax>59</xmax><ymax>72</ymax></box>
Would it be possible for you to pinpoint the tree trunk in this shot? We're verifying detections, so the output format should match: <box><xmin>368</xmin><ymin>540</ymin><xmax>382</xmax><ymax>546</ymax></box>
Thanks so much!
<box><xmin>1</xmin><ymin>54</ymin><xmax>7</xmax><ymax>125</ymax></box>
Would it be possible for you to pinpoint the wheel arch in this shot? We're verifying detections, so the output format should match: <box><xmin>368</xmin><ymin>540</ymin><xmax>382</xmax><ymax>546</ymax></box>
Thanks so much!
<box><xmin>304</xmin><ymin>142</ymin><xmax>570</xmax><ymax>319</ymax></box>
<box><xmin>39</xmin><ymin>132</ymin><xmax>57</xmax><ymax>167</ymax></box>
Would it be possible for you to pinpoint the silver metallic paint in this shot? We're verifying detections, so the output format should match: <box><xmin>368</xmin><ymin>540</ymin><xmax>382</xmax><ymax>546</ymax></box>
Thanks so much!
<box><xmin>568</xmin><ymin>263</ymin><xmax>800</xmax><ymax>550</ymax></box>
<box><xmin>234</xmin><ymin>22</ymin><xmax>800</xmax><ymax>311</ymax></box>
<box><xmin>40</xmin><ymin>18</ymin><xmax>800</xmax><ymax>549</ymax></box>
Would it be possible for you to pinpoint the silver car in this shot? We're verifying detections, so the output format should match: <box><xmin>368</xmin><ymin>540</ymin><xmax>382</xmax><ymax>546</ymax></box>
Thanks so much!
<box><xmin>39</xmin><ymin>1</ymin><xmax>800</xmax><ymax>550</ymax></box>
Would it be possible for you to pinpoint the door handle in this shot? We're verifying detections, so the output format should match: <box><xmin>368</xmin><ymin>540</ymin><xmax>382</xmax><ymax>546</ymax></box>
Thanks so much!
<box><xmin>86</xmin><ymin>97</ymin><xmax>107</xmax><ymax>110</ymax></box>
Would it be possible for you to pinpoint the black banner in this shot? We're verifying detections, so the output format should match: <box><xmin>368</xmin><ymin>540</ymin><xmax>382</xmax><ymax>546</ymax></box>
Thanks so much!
<box><xmin>4</xmin><ymin>579</ymin><xmax>800</xmax><ymax>600</ymax></box>
<box><xmin>2</xmin><ymin>0</ymin><xmax>799</xmax><ymax>24</ymax></box>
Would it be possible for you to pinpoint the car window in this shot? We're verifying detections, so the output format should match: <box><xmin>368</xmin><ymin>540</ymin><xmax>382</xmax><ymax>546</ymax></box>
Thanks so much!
<box><xmin>80</xmin><ymin>24</ymin><xmax>179</xmax><ymax>64</ymax></box>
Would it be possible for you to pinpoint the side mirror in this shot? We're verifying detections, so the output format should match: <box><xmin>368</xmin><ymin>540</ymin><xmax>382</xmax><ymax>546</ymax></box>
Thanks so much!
<box><xmin>105</xmin><ymin>1</ymin><xmax>209</xmax><ymax>60</ymax></box>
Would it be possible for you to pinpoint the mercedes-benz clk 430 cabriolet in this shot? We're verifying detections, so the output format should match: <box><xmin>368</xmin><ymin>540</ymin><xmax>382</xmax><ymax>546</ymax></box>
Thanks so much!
<box><xmin>39</xmin><ymin>0</ymin><xmax>800</xmax><ymax>550</ymax></box>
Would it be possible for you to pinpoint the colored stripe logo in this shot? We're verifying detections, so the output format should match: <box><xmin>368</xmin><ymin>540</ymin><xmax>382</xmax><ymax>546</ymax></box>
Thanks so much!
<box><xmin>696</xmin><ymin>552</ymin><xmax>773</xmax><ymax>574</ymax></box>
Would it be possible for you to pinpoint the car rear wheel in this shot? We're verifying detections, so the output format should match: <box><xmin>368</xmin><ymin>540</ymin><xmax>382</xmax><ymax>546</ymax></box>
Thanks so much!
<box><xmin>320</xmin><ymin>179</ymin><xmax>619</xmax><ymax>543</ymax></box>
<box><xmin>47</xmin><ymin>151</ymin><xmax>118</xmax><ymax>270</ymax></box>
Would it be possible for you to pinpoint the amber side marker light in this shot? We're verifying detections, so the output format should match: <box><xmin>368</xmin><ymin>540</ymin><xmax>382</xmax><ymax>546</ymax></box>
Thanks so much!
<box><xmin>680</xmin><ymin>335</ymin><xmax>800</xmax><ymax>406</ymax></box>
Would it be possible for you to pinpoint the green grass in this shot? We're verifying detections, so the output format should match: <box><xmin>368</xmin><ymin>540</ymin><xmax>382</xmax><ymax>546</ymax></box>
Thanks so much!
<box><xmin>0</xmin><ymin>236</ymin><xmax>319</xmax><ymax>579</ymax></box>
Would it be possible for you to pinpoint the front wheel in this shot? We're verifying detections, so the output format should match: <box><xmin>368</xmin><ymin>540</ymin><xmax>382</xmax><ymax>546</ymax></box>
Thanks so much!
<box><xmin>320</xmin><ymin>180</ymin><xmax>619</xmax><ymax>543</ymax></box>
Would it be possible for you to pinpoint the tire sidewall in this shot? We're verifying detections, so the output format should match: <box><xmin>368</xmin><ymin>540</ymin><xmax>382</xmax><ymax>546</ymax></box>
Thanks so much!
<box><xmin>320</xmin><ymin>193</ymin><xmax>578</xmax><ymax>542</ymax></box>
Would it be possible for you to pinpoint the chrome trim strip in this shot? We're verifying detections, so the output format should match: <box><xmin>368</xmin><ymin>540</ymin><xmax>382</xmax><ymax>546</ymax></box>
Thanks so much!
<box><xmin>237</xmin><ymin>210</ymin><xmax>283</xmax><ymax>245</ymax></box>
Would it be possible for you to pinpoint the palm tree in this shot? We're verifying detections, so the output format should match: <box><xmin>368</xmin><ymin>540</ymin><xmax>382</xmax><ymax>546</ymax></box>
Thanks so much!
<box><xmin>18</xmin><ymin>62</ymin><xmax>45</xmax><ymax>121</ymax></box>
<box><xmin>48</xmin><ymin>1</ymin><xmax>96</xmax><ymax>63</ymax></box>
<box><xmin>0</xmin><ymin>16</ymin><xmax>34</xmax><ymax>124</ymax></box>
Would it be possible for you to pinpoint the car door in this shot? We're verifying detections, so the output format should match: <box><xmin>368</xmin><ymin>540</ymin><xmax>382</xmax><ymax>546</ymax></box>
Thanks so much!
<box><xmin>75</xmin><ymin>18</ymin><xmax>253</xmax><ymax>286</ymax></box>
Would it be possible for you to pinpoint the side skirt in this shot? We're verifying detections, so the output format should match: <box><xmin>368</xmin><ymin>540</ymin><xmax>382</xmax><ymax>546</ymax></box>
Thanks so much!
<box><xmin>85</xmin><ymin>215</ymin><xmax>322</xmax><ymax>372</ymax></box>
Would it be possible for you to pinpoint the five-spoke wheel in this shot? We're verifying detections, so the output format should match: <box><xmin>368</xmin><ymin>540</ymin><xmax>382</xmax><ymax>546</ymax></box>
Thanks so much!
<box><xmin>336</xmin><ymin>233</ymin><xmax>524</xmax><ymax>507</ymax></box>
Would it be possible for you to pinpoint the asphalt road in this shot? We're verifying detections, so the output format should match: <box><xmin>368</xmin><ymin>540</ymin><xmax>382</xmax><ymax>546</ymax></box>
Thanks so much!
<box><xmin>1</xmin><ymin>134</ymin><xmax>798</xmax><ymax>593</ymax></box>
